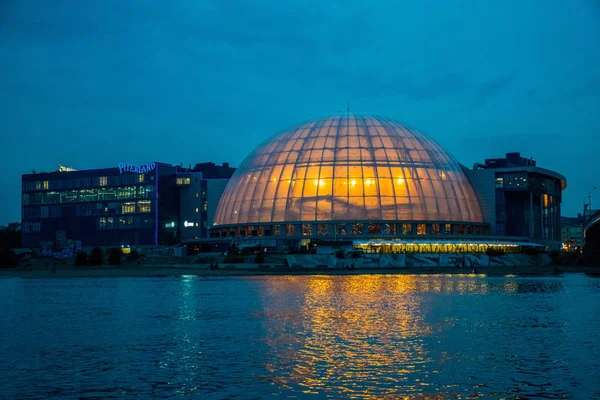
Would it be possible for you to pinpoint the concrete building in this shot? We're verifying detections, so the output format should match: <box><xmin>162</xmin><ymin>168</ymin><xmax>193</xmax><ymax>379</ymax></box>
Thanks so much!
<box><xmin>21</xmin><ymin>162</ymin><xmax>234</xmax><ymax>248</ymax></box>
<box><xmin>560</xmin><ymin>215</ymin><xmax>585</xmax><ymax>251</ymax></box>
<box><xmin>464</xmin><ymin>152</ymin><xmax>566</xmax><ymax>250</ymax></box>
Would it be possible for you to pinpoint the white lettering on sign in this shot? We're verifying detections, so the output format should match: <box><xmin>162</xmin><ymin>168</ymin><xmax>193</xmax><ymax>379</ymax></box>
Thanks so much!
<box><xmin>118</xmin><ymin>162</ymin><xmax>156</xmax><ymax>174</ymax></box>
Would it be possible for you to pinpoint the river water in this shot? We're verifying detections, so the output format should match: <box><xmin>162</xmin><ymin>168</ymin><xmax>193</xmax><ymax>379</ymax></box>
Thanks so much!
<box><xmin>1</xmin><ymin>274</ymin><xmax>599</xmax><ymax>399</ymax></box>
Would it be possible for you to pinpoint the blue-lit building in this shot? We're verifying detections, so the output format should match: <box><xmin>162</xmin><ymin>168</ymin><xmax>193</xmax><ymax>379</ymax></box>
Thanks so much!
<box><xmin>21</xmin><ymin>162</ymin><xmax>235</xmax><ymax>248</ymax></box>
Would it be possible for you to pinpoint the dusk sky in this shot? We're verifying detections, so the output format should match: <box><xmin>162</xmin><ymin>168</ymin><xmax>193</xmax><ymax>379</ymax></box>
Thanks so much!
<box><xmin>1</xmin><ymin>0</ymin><xmax>598</xmax><ymax>224</ymax></box>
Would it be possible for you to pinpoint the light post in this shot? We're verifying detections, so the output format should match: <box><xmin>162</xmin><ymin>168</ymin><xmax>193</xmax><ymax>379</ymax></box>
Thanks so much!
<box><xmin>585</xmin><ymin>187</ymin><xmax>597</xmax><ymax>216</ymax></box>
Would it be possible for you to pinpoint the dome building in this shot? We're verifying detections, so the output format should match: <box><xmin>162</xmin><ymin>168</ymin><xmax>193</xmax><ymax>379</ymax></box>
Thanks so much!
<box><xmin>212</xmin><ymin>112</ymin><xmax>490</xmax><ymax>246</ymax></box>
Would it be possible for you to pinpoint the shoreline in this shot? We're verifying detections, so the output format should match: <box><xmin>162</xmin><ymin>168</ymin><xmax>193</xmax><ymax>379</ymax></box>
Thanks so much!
<box><xmin>1</xmin><ymin>264</ymin><xmax>600</xmax><ymax>279</ymax></box>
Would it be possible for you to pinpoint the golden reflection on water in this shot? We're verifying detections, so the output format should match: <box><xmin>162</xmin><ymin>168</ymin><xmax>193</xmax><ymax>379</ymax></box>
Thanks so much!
<box><xmin>261</xmin><ymin>274</ymin><xmax>491</xmax><ymax>398</ymax></box>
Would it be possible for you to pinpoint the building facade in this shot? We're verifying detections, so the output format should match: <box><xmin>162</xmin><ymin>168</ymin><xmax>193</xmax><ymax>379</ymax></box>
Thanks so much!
<box><xmin>464</xmin><ymin>153</ymin><xmax>566</xmax><ymax>250</ymax></box>
<box><xmin>22</xmin><ymin>162</ymin><xmax>234</xmax><ymax>248</ymax></box>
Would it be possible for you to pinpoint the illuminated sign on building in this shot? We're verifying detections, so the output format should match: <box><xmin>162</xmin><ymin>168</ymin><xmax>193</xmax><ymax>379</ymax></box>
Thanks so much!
<box><xmin>119</xmin><ymin>162</ymin><xmax>156</xmax><ymax>174</ymax></box>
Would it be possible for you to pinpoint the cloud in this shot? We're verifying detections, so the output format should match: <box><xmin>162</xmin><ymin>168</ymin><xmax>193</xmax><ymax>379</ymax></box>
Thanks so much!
<box><xmin>471</xmin><ymin>71</ymin><xmax>519</xmax><ymax>109</ymax></box>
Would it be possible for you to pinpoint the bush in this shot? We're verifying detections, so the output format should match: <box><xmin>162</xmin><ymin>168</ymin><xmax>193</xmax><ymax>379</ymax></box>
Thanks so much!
<box><xmin>108</xmin><ymin>248</ymin><xmax>123</xmax><ymax>265</ymax></box>
<box><xmin>127</xmin><ymin>249</ymin><xmax>139</xmax><ymax>261</ymax></box>
<box><xmin>89</xmin><ymin>247</ymin><xmax>104</xmax><ymax>265</ymax></box>
<box><xmin>224</xmin><ymin>254</ymin><xmax>245</xmax><ymax>263</ymax></box>
<box><xmin>0</xmin><ymin>249</ymin><xmax>18</xmax><ymax>268</ymax></box>
<box><xmin>351</xmin><ymin>250</ymin><xmax>363</xmax><ymax>259</ymax></box>
<box><xmin>335</xmin><ymin>249</ymin><xmax>345</xmax><ymax>259</ymax></box>
<box><xmin>254</xmin><ymin>252</ymin><xmax>265</xmax><ymax>264</ymax></box>
<box><xmin>75</xmin><ymin>251</ymin><xmax>88</xmax><ymax>266</ymax></box>
<box><xmin>486</xmin><ymin>248</ymin><xmax>505</xmax><ymax>257</ymax></box>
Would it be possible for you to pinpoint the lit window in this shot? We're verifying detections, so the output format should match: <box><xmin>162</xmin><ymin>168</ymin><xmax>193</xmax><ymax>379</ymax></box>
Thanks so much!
<box><xmin>138</xmin><ymin>174</ymin><xmax>144</xmax><ymax>183</ymax></box>
<box><xmin>43</xmin><ymin>181</ymin><xmax>49</xmax><ymax>190</ymax></box>
<box><xmin>195</xmin><ymin>207</ymin><xmax>199</xmax><ymax>213</ymax></box>
<box><xmin>367</xmin><ymin>223</ymin><xmax>381</xmax><ymax>235</ymax></box>
<box><xmin>402</xmin><ymin>223</ymin><xmax>413</xmax><ymax>235</ymax></box>
<box><xmin>272</xmin><ymin>225</ymin><xmax>281</xmax><ymax>236</ymax></box>
<box><xmin>445</xmin><ymin>224</ymin><xmax>452</xmax><ymax>234</ymax></box>
<box><xmin>203</xmin><ymin>203</ymin><xmax>207</xmax><ymax>212</ymax></box>
<box><xmin>417</xmin><ymin>224</ymin><xmax>427</xmax><ymax>235</ymax></box>
<box><xmin>196</xmin><ymin>193</ymin><xmax>199</xmax><ymax>198</ymax></box>
<box><xmin>495</xmin><ymin>177</ymin><xmax>504</xmax><ymax>188</ymax></box>
<box><xmin>138</xmin><ymin>200</ymin><xmax>151</xmax><ymax>213</ymax></box>
<box><xmin>258</xmin><ymin>226</ymin><xmax>265</xmax><ymax>236</ymax></box>
<box><xmin>351</xmin><ymin>223</ymin><xmax>363</xmax><ymax>235</ymax></box>
<box><xmin>99</xmin><ymin>177</ymin><xmax>107</xmax><ymax>187</ymax></box>
<box><xmin>432</xmin><ymin>224</ymin><xmax>441</xmax><ymax>234</ymax></box>
<box><xmin>384</xmin><ymin>223</ymin><xmax>396</xmax><ymax>235</ymax></box>
<box><xmin>121</xmin><ymin>202</ymin><xmax>136</xmax><ymax>214</ymax></box>
<box><xmin>195</xmin><ymin>222</ymin><xmax>198</xmax><ymax>227</ymax></box>
<box><xmin>285</xmin><ymin>224</ymin><xmax>296</xmax><ymax>236</ymax></box>
<box><xmin>302</xmin><ymin>224</ymin><xmax>312</xmax><ymax>236</ymax></box>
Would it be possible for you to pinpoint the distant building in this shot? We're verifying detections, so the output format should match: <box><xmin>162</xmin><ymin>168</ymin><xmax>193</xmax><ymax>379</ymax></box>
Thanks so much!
<box><xmin>463</xmin><ymin>152</ymin><xmax>566</xmax><ymax>250</ymax></box>
<box><xmin>21</xmin><ymin>162</ymin><xmax>235</xmax><ymax>248</ymax></box>
<box><xmin>561</xmin><ymin>215</ymin><xmax>585</xmax><ymax>251</ymax></box>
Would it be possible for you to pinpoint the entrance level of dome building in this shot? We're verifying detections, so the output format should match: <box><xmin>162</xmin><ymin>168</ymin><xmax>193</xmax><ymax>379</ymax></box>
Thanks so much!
<box><xmin>210</xmin><ymin>221</ymin><xmax>490</xmax><ymax>239</ymax></box>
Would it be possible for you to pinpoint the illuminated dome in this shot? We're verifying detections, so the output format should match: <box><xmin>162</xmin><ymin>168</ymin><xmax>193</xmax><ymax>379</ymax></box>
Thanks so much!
<box><xmin>214</xmin><ymin>113</ymin><xmax>483</xmax><ymax>232</ymax></box>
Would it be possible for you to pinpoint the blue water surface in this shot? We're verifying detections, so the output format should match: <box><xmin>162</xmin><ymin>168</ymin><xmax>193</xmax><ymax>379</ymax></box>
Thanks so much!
<box><xmin>1</xmin><ymin>274</ymin><xmax>599</xmax><ymax>399</ymax></box>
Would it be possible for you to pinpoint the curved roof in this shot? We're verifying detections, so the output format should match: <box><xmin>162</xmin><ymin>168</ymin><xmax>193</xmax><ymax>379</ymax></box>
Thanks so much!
<box><xmin>214</xmin><ymin>112</ymin><xmax>484</xmax><ymax>225</ymax></box>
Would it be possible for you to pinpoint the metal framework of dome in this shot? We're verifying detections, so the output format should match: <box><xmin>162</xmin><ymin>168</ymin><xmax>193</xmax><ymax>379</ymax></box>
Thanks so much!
<box><xmin>214</xmin><ymin>112</ymin><xmax>484</xmax><ymax>233</ymax></box>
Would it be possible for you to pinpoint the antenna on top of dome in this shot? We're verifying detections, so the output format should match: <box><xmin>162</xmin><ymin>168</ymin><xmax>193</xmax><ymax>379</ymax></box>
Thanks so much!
<box><xmin>347</xmin><ymin>101</ymin><xmax>350</xmax><ymax>112</ymax></box>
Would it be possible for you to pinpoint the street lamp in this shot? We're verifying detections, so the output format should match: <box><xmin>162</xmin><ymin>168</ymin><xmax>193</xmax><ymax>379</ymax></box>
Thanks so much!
<box><xmin>586</xmin><ymin>187</ymin><xmax>597</xmax><ymax>216</ymax></box>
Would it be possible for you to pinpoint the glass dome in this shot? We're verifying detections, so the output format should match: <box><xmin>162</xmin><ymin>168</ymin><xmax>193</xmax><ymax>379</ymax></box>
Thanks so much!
<box><xmin>214</xmin><ymin>112</ymin><xmax>483</xmax><ymax>226</ymax></box>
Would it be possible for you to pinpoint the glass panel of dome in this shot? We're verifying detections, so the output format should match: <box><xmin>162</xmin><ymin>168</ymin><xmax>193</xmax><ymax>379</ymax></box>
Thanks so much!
<box><xmin>380</xmin><ymin>197</ymin><xmax>398</xmax><ymax>219</ymax></box>
<box><xmin>301</xmin><ymin>201</ymin><xmax>316</xmax><ymax>220</ymax></box>
<box><xmin>333</xmin><ymin>201</ymin><xmax>348</xmax><ymax>218</ymax></box>
<box><xmin>322</xmin><ymin>149</ymin><xmax>335</xmax><ymax>161</ymax></box>
<box><xmin>378</xmin><ymin>179</ymin><xmax>394</xmax><ymax>196</ymax></box>
<box><xmin>365</xmin><ymin>198</ymin><xmax>381</xmax><ymax>219</ymax></box>
<box><xmin>317</xmin><ymin>179</ymin><xmax>332</xmax><ymax>197</ymax></box>
<box><xmin>286</xmin><ymin>151</ymin><xmax>299</xmax><ymax>163</ymax></box>
<box><xmin>316</xmin><ymin>200</ymin><xmax>332</xmax><ymax>220</ymax></box>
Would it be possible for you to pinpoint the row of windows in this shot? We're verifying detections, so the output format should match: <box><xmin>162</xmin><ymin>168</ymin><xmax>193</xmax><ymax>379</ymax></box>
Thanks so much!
<box><xmin>210</xmin><ymin>223</ymin><xmax>487</xmax><ymax>238</ymax></box>
<box><xmin>23</xmin><ymin>201</ymin><xmax>153</xmax><ymax>219</ymax></box>
<box><xmin>23</xmin><ymin>174</ymin><xmax>149</xmax><ymax>192</ymax></box>
<box><xmin>97</xmin><ymin>216</ymin><xmax>154</xmax><ymax>230</ymax></box>
<box><xmin>23</xmin><ymin>186</ymin><xmax>155</xmax><ymax>205</ymax></box>
<box><xmin>22</xmin><ymin>222</ymin><xmax>41</xmax><ymax>233</ymax></box>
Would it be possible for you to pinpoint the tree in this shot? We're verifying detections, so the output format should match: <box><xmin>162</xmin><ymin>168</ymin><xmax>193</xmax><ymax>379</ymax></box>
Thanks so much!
<box><xmin>0</xmin><ymin>249</ymin><xmax>18</xmax><ymax>268</ymax></box>
<box><xmin>127</xmin><ymin>249</ymin><xmax>139</xmax><ymax>261</ymax></box>
<box><xmin>108</xmin><ymin>248</ymin><xmax>123</xmax><ymax>265</ymax></box>
<box><xmin>75</xmin><ymin>251</ymin><xmax>88</xmax><ymax>266</ymax></box>
<box><xmin>89</xmin><ymin>247</ymin><xmax>104</xmax><ymax>265</ymax></box>
<box><xmin>254</xmin><ymin>252</ymin><xmax>265</xmax><ymax>264</ymax></box>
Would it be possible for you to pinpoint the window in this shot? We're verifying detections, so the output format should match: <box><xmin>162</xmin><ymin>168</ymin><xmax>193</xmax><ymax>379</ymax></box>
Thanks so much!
<box><xmin>138</xmin><ymin>174</ymin><xmax>145</xmax><ymax>183</ymax></box>
<box><xmin>285</xmin><ymin>224</ymin><xmax>296</xmax><ymax>236</ymax></box>
<box><xmin>196</xmin><ymin>193</ymin><xmax>199</xmax><ymax>198</ymax></box>
<box><xmin>36</xmin><ymin>181</ymin><xmax>42</xmax><ymax>190</ymax></box>
<box><xmin>258</xmin><ymin>226</ymin><xmax>265</xmax><ymax>236</ymax></box>
<box><xmin>195</xmin><ymin>222</ymin><xmax>199</xmax><ymax>227</ymax></box>
<box><xmin>495</xmin><ymin>177</ymin><xmax>504</xmax><ymax>188</ymax></box>
<box><xmin>272</xmin><ymin>225</ymin><xmax>281</xmax><ymax>236</ymax></box>
<box><xmin>176</xmin><ymin>177</ymin><xmax>191</xmax><ymax>185</ymax></box>
<box><xmin>367</xmin><ymin>223</ymin><xmax>381</xmax><ymax>235</ymax></box>
<box><xmin>432</xmin><ymin>224</ymin><xmax>441</xmax><ymax>234</ymax></box>
<box><xmin>99</xmin><ymin>176</ymin><xmax>107</xmax><ymax>187</ymax></box>
<box><xmin>195</xmin><ymin>207</ymin><xmax>199</xmax><ymax>213</ymax></box>
<box><xmin>317</xmin><ymin>224</ymin><xmax>328</xmax><ymax>235</ymax></box>
<box><xmin>402</xmin><ymin>223</ymin><xmax>413</xmax><ymax>235</ymax></box>
<box><xmin>138</xmin><ymin>200</ymin><xmax>151</xmax><ymax>213</ymax></box>
<box><xmin>121</xmin><ymin>202</ymin><xmax>136</xmax><ymax>214</ymax></box>
<box><xmin>246</xmin><ymin>226</ymin><xmax>253</xmax><ymax>236</ymax></box>
<box><xmin>203</xmin><ymin>202</ymin><xmax>208</xmax><ymax>212</ymax></box>
<box><xmin>456</xmin><ymin>224</ymin><xmax>465</xmax><ymax>235</ymax></box>
<box><xmin>383</xmin><ymin>223</ymin><xmax>396</xmax><ymax>235</ymax></box>
<box><xmin>302</xmin><ymin>224</ymin><xmax>312</xmax><ymax>236</ymax></box>
<box><xmin>336</xmin><ymin>223</ymin><xmax>347</xmax><ymax>235</ymax></box>
<box><xmin>445</xmin><ymin>224</ymin><xmax>452</xmax><ymax>234</ymax></box>
<box><xmin>43</xmin><ymin>181</ymin><xmax>49</xmax><ymax>190</ymax></box>
<box><xmin>351</xmin><ymin>223</ymin><xmax>363</xmax><ymax>235</ymax></box>
<box><xmin>417</xmin><ymin>224</ymin><xmax>427</xmax><ymax>235</ymax></box>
